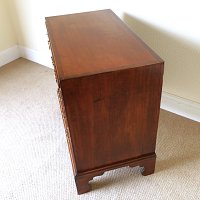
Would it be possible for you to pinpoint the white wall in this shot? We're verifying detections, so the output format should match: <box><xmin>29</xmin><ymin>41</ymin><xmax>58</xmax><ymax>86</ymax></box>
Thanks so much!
<box><xmin>122</xmin><ymin>0</ymin><xmax>200</xmax><ymax>104</ymax></box>
<box><xmin>7</xmin><ymin>0</ymin><xmax>122</xmax><ymax>57</ymax></box>
<box><xmin>0</xmin><ymin>0</ymin><xmax>17</xmax><ymax>51</ymax></box>
<box><xmin>6</xmin><ymin>0</ymin><xmax>200</xmax><ymax>104</ymax></box>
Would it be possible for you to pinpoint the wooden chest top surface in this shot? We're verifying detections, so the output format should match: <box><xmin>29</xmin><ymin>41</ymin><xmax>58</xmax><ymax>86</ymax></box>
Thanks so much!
<box><xmin>45</xmin><ymin>9</ymin><xmax>163</xmax><ymax>80</ymax></box>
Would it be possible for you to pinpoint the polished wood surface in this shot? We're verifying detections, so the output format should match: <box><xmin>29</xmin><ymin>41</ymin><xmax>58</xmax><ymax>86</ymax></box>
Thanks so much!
<box><xmin>61</xmin><ymin>64</ymin><xmax>163</xmax><ymax>172</ymax></box>
<box><xmin>46</xmin><ymin>9</ymin><xmax>163</xmax><ymax>79</ymax></box>
<box><xmin>46</xmin><ymin>9</ymin><xmax>164</xmax><ymax>195</ymax></box>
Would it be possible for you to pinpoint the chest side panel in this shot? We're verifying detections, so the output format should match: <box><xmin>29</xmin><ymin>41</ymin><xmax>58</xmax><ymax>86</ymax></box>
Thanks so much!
<box><xmin>61</xmin><ymin>64</ymin><xmax>163</xmax><ymax>172</ymax></box>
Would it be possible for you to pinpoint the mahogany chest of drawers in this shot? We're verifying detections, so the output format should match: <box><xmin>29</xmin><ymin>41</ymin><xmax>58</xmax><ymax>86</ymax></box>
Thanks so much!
<box><xmin>46</xmin><ymin>9</ymin><xmax>164</xmax><ymax>195</ymax></box>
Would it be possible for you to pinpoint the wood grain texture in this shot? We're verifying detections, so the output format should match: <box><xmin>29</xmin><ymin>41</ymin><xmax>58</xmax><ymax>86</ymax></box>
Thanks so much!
<box><xmin>46</xmin><ymin>9</ymin><xmax>163</xmax><ymax>79</ymax></box>
<box><xmin>61</xmin><ymin>64</ymin><xmax>163</xmax><ymax>172</ymax></box>
<box><xmin>46</xmin><ymin>9</ymin><xmax>164</xmax><ymax>195</ymax></box>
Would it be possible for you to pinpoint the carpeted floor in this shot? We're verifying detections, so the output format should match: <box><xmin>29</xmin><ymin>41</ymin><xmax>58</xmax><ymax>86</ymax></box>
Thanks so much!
<box><xmin>0</xmin><ymin>58</ymin><xmax>200</xmax><ymax>200</ymax></box>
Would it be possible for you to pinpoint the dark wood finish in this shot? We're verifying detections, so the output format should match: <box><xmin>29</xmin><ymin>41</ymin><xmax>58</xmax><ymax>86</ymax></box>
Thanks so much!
<box><xmin>46</xmin><ymin>9</ymin><xmax>164</xmax><ymax>195</ymax></box>
<box><xmin>46</xmin><ymin>9</ymin><xmax>163</xmax><ymax>80</ymax></box>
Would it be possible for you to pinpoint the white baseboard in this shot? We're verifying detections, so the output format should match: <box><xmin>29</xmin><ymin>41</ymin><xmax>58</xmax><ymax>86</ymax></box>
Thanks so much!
<box><xmin>0</xmin><ymin>46</ymin><xmax>20</xmax><ymax>67</ymax></box>
<box><xmin>1</xmin><ymin>46</ymin><xmax>200</xmax><ymax>122</ymax></box>
<box><xmin>19</xmin><ymin>46</ymin><xmax>53</xmax><ymax>68</ymax></box>
<box><xmin>161</xmin><ymin>92</ymin><xmax>200</xmax><ymax>122</ymax></box>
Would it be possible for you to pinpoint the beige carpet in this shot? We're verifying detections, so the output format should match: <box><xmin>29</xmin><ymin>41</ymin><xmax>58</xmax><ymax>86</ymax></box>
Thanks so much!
<box><xmin>0</xmin><ymin>58</ymin><xmax>200</xmax><ymax>200</ymax></box>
